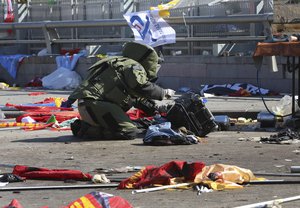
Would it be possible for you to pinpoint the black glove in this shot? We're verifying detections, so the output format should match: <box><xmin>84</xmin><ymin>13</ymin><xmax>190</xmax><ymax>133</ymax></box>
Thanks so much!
<box><xmin>134</xmin><ymin>98</ymin><xmax>158</xmax><ymax>116</ymax></box>
<box><xmin>61</xmin><ymin>99</ymin><xmax>75</xmax><ymax>108</ymax></box>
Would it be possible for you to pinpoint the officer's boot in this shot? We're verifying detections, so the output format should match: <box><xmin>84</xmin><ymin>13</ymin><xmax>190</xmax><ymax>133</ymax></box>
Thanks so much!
<box><xmin>77</xmin><ymin>121</ymin><xmax>92</xmax><ymax>138</ymax></box>
<box><xmin>84</xmin><ymin>125</ymin><xmax>104</xmax><ymax>139</ymax></box>
<box><xmin>70</xmin><ymin>119</ymin><xmax>82</xmax><ymax>137</ymax></box>
<box><xmin>71</xmin><ymin>119</ymin><xmax>93</xmax><ymax>138</ymax></box>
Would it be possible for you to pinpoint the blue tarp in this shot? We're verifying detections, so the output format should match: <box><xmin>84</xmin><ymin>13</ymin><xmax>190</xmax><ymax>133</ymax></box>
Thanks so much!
<box><xmin>0</xmin><ymin>54</ymin><xmax>29</xmax><ymax>79</ymax></box>
<box><xmin>55</xmin><ymin>51</ymin><xmax>86</xmax><ymax>71</ymax></box>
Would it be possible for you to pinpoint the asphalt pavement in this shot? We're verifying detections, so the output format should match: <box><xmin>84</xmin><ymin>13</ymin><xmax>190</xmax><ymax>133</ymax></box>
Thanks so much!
<box><xmin>1</xmin><ymin>89</ymin><xmax>300</xmax><ymax>208</ymax></box>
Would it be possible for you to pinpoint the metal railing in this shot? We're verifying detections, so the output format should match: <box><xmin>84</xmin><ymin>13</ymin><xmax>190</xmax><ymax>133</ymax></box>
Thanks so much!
<box><xmin>0</xmin><ymin>0</ymin><xmax>274</xmax><ymax>55</ymax></box>
<box><xmin>0</xmin><ymin>13</ymin><xmax>273</xmax><ymax>55</ymax></box>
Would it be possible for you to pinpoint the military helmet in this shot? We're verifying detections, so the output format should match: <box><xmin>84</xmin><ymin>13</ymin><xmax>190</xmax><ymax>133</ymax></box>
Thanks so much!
<box><xmin>122</xmin><ymin>42</ymin><xmax>159</xmax><ymax>81</ymax></box>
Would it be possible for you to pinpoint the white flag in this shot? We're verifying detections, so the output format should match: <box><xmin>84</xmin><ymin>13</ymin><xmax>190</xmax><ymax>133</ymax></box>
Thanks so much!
<box><xmin>123</xmin><ymin>10</ymin><xmax>176</xmax><ymax>47</ymax></box>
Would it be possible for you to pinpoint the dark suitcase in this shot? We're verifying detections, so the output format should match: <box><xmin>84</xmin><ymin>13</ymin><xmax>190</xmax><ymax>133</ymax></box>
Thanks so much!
<box><xmin>166</xmin><ymin>93</ymin><xmax>218</xmax><ymax>137</ymax></box>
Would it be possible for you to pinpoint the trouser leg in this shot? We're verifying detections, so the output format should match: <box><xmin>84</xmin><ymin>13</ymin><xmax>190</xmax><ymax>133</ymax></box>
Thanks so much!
<box><xmin>78</xmin><ymin>100</ymin><xmax>138</xmax><ymax>140</ymax></box>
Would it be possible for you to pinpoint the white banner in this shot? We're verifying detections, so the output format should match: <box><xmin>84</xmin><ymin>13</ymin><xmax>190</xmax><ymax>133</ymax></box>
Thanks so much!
<box><xmin>123</xmin><ymin>10</ymin><xmax>176</xmax><ymax>47</ymax></box>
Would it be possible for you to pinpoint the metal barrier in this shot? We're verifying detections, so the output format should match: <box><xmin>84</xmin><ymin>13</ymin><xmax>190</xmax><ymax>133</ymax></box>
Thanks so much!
<box><xmin>0</xmin><ymin>0</ymin><xmax>273</xmax><ymax>55</ymax></box>
<box><xmin>0</xmin><ymin>13</ymin><xmax>273</xmax><ymax>55</ymax></box>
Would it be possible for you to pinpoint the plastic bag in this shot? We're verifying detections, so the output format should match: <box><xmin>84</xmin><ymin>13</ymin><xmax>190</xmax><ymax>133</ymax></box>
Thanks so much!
<box><xmin>42</xmin><ymin>67</ymin><xmax>82</xmax><ymax>90</ymax></box>
<box><xmin>0</xmin><ymin>82</ymin><xmax>9</xmax><ymax>89</ymax></box>
<box><xmin>272</xmin><ymin>95</ymin><xmax>299</xmax><ymax>116</ymax></box>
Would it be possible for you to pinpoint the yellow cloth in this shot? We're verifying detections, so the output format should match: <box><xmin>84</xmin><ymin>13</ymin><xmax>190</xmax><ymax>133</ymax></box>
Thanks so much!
<box><xmin>194</xmin><ymin>164</ymin><xmax>265</xmax><ymax>190</ymax></box>
<box><xmin>150</xmin><ymin>0</ymin><xmax>181</xmax><ymax>17</ymax></box>
<box><xmin>54</xmin><ymin>97</ymin><xmax>65</xmax><ymax>107</ymax></box>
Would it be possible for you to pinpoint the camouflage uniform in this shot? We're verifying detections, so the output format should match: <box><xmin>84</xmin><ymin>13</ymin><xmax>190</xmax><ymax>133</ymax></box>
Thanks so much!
<box><xmin>68</xmin><ymin>42</ymin><xmax>166</xmax><ymax>140</ymax></box>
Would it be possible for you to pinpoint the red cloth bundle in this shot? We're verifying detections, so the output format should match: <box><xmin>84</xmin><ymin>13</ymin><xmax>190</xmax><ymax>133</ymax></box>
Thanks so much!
<box><xmin>118</xmin><ymin>160</ymin><xmax>205</xmax><ymax>189</ymax></box>
<box><xmin>12</xmin><ymin>165</ymin><xmax>92</xmax><ymax>181</ymax></box>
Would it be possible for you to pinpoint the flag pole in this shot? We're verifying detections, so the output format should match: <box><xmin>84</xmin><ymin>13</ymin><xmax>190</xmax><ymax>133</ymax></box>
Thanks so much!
<box><xmin>132</xmin><ymin>182</ymin><xmax>194</xmax><ymax>194</ymax></box>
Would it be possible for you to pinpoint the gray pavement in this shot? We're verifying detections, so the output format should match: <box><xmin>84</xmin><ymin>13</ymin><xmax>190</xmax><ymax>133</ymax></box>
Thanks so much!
<box><xmin>1</xmin><ymin>89</ymin><xmax>300</xmax><ymax>208</ymax></box>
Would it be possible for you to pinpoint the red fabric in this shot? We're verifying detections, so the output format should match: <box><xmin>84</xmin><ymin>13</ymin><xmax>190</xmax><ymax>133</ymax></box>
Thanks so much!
<box><xmin>126</xmin><ymin>109</ymin><xmax>166</xmax><ymax>120</ymax></box>
<box><xmin>25</xmin><ymin>77</ymin><xmax>43</xmax><ymax>87</ymax></box>
<box><xmin>4</xmin><ymin>12</ymin><xmax>14</xmax><ymax>23</ymax></box>
<box><xmin>28</xmin><ymin>92</ymin><xmax>47</xmax><ymax>96</ymax></box>
<box><xmin>6</xmin><ymin>98</ymin><xmax>73</xmax><ymax>112</ymax></box>
<box><xmin>60</xmin><ymin>48</ymin><xmax>81</xmax><ymax>55</ymax></box>
<box><xmin>4</xmin><ymin>0</ymin><xmax>14</xmax><ymax>35</ymax></box>
<box><xmin>106</xmin><ymin>197</ymin><xmax>133</xmax><ymax>208</ymax></box>
<box><xmin>118</xmin><ymin>160</ymin><xmax>205</xmax><ymax>189</ymax></box>
<box><xmin>228</xmin><ymin>88</ymin><xmax>251</xmax><ymax>97</ymax></box>
<box><xmin>16</xmin><ymin>111</ymin><xmax>79</xmax><ymax>123</ymax></box>
<box><xmin>3</xmin><ymin>199</ymin><xmax>23</xmax><ymax>208</ymax></box>
<box><xmin>126</xmin><ymin>109</ymin><xmax>152</xmax><ymax>120</ymax></box>
<box><xmin>8</xmin><ymin>105</ymin><xmax>73</xmax><ymax>112</ymax></box>
<box><xmin>12</xmin><ymin>165</ymin><xmax>92</xmax><ymax>181</ymax></box>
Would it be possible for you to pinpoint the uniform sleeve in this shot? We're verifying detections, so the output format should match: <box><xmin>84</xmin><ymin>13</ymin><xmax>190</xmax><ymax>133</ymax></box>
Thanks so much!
<box><xmin>134</xmin><ymin>81</ymin><xmax>165</xmax><ymax>100</ymax></box>
<box><xmin>123</xmin><ymin>64</ymin><xmax>165</xmax><ymax>100</ymax></box>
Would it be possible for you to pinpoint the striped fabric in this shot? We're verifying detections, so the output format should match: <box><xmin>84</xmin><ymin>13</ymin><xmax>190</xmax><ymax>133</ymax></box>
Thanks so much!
<box><xmin>66</xmin><ymin>191</ymin><xmax>133</xmax><ymax>208</ymax></box>
<box><xmin>3</xmin><ymin>192</ymin><xmax>133</xmax><ymax>208</ymax></box>
<box><xmin>0</xmin><ymin>122</ymin><xmax>44</xmax><ymax>128</ymax></box>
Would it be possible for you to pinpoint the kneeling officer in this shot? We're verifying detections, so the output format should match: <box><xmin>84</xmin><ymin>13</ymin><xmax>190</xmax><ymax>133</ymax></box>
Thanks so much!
<box><xmin>62</xmin><ymin>42</ymin><xmax>175</xmax><ymax>140</ymax></box>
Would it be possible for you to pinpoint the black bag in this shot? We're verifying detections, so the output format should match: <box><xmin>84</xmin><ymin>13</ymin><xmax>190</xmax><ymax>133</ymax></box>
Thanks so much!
<box><xmin>166</xmin><ymin>93</ymin><xmax>218</xmax><ymax>137</ymax></box>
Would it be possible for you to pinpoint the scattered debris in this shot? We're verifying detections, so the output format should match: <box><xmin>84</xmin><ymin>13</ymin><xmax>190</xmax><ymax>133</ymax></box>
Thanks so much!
<box><xmin>260</xmin><ymin>128</ymin><xmax>300</xmax><ymax>144</ymax></box>
<box><xmin>94</xmin><ymin>166</ymin><xmax>142</xmax><ymax>174</ymax></box>
<box><xmin>92</xmin><ymin>174</ymin><xmax>111</xmax><ymax>184</ymax></box>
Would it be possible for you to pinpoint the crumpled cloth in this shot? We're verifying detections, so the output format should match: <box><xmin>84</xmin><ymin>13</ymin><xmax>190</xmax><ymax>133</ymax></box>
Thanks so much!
<box><xmin>118</xmin><ymin>160</ymin><xmax>205</xmax><ymax>189</ymax></box>
<box><xmin>12</xmin><ymin>165</ymin><xmax>92</xmax><ymax>181</ymax></box>
<box><xmin>143</xmin><ymin>122</ymin><xmax>198</xmax><ymax>145</ymax></box>
<box><xmin>194</xmin><ymin>163</ymin><xmax>264</xmax><ymax>190</ymax></box>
